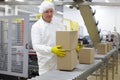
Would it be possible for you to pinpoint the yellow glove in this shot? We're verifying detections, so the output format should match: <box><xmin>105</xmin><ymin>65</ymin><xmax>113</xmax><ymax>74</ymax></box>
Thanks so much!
<box><xmin>76</xmin><ymin>43</ymin><xmax>83</xmax><ymax>52</ymax></box>
<box><xmin>76</xmin><ymin>45</ymin><xmax>80</xmax><ymax>52</ymax></box>
<box><xmin>51</xmin><ymin>45</ymin><xmax>65</xmax><ymax>57</ymax></box>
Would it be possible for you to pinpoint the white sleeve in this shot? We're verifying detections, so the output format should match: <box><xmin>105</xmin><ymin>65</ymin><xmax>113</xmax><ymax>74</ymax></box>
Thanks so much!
<box><xmin>31</xmin><ymin>24</ymin><xmax>52</xmax><ymax>56</ymax></box>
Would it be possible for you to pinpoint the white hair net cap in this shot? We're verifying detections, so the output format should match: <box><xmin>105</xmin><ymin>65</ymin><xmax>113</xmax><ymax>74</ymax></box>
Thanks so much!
<box><xmin>38</xmin><ymin>1</ymin><xmax>55</xmax><ymax>13</ymax></box>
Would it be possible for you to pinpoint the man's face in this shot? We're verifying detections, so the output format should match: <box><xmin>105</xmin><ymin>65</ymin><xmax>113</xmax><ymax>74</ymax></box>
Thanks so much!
<box><xmin>42</xmin><ymin>8</ymin><xmax>54</xmax><ymax>23</ymax></box>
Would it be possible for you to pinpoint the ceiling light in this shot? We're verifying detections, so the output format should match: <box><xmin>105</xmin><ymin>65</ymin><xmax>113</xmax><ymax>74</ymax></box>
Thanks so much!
<box><xmin>105</xmin><ymin>0</ymin><xmax>110</xmax><ymax>2</ymax></box>
<box><xmin>16</xmin><ymin>0</ymin><xmax>24</xmax><ymax>2</ymax></box>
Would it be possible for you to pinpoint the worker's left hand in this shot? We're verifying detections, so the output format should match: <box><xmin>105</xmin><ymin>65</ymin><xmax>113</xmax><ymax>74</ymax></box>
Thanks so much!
<box><xmin>76</xmin><ymin>45</ymin><xmax>80</xmax><ymax>52</ymax></box>
<box><xmin>76</xmin><ymin>43</ymin><xmax>83</xmax><ymax>52</ymax></box>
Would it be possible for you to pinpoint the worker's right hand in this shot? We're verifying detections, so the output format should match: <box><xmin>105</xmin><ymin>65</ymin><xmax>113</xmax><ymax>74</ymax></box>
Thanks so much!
<box><xmin>51</xmin><ymin>45</ymin><xmax>65</xmax><ymax>57</ymax></box>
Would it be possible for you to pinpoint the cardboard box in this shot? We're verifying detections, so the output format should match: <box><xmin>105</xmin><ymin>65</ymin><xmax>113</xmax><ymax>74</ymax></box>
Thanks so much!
<box><xmin>79</xmin><ymin>48</ymin><xmax>94</xmax><ymax>64</ymax></box>
<box><xmin>97</xmin><ymin>43</ymin><xmax>107</xmax><ymax>54</ymax></box>
<box><xmin>57</xmin><ymin>50</ymin><xmax>78</xmax><ymax>70</ymax></box>
<box><xmin>56</xmin><ymin>31</ymin><xmax>78</xmax><ymax>70</ymax></box>
<box><xmin>56</xmin><ymin>31</ymin><xmax>78</xmax><ymax>50</ymax></box>
<box><xmin>107</xmin><ymin>42</ymin><xmax>113</xmax><ymax>52</ymax></box>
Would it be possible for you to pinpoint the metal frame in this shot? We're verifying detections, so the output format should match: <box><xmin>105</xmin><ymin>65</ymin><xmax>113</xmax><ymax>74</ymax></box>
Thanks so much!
<box><xmin>95</xmin><ymin>48</ymin><xmax>118</xmax><ymax>80</ymax></box>
<box><xmin>1</xmin><ymin>1</ymin><xmax>120</xmax><ymax>6</ymax></box>
<box><xmin>0</xmin><ymin>15</ymin><xmax>29</xmax><ymax>78</ymax></box>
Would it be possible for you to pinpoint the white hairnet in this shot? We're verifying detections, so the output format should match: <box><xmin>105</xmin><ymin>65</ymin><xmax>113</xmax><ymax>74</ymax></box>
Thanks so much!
<box><xmin>38</xmin><ymin>1</ymin><xmax>55</xmax><ymax>13</ymax></box>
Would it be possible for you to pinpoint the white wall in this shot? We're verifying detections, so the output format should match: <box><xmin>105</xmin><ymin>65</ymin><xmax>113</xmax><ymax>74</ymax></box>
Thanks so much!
<box><xmin>92</xmin><ymin>6</ymin><xmax>120</xmax><ymax>34</ymax></box>
<box><xmin>63</xmin><ymin>6</ymin><xmax>120</xmax><ymax>36</ymax></box>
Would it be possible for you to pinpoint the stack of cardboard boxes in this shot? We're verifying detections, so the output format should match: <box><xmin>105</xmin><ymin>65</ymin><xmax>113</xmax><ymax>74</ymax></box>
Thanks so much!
<box><xmin>56</xmin><ymin>31</ymin><xmax>78</xmax><ymax>70</ymax></box>
<box><xmin>56</xmin><ymin>31</ymin><xmax>113</xmax><ymax>70</ymax></box>
<box><xmin>56</xmin><ymin>31</ymin><xmax>97</xmax><ymax>70</ymax></box>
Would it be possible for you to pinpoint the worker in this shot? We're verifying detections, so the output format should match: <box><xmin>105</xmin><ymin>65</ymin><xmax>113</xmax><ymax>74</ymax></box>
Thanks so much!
<box><xmin>31</xmin><ymin>1</ymin><xmax>66</xmax><ymax>75</ymax></box>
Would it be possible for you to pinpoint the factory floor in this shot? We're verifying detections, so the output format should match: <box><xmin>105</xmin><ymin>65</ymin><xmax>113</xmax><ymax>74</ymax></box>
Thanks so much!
<box><xmin>88</xmin><ymin>53</ymin><xmax>120</xmax><ymax>80</ymax></box>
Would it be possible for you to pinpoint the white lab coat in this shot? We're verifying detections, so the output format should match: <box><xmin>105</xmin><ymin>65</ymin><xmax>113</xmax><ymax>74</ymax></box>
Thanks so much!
<box><xmin>31</xmin><ymin>16</ymin><xmax>65</xmax><ymax>75</ymax></box>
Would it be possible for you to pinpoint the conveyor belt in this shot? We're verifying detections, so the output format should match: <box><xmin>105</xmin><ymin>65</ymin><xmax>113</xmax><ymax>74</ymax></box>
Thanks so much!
<box><xmin>95</xmin><ymin>49</ymin><xmax>117</xmax><ymax>60</ymax></box>
<box><xmin>28</xmin><ymin>60</ymin><xmax>102</xmax><ymax>80</ymax></box>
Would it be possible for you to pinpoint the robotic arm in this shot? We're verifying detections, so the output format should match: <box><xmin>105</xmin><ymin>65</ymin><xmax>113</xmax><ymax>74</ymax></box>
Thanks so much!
<box><xmin>72</xmin><ymin>0</ymin><xmax>100</xmax><ymax>48</ymax></box>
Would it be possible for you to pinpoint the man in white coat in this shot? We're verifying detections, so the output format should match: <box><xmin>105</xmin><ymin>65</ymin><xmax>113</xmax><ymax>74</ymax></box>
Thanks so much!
<box><xmin>31</xmin><ymin>1</ymin><xmax>66</xmax><ymax>75</ymax></box>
